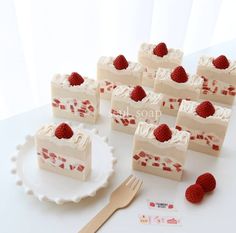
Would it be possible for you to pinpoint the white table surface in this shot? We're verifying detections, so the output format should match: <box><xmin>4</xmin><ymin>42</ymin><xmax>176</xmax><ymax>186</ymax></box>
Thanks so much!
<box><xmin>1</xmin><ymin>42</ymin><xmax>236</xmax><ymax>233</ymax></box>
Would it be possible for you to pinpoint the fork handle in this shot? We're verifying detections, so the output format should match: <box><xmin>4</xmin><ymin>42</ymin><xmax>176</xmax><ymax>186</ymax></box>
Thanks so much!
<box><xmin>79</xmin><ymin>203</ymin><xmax>117</xmax><ymax>233</ymax></box>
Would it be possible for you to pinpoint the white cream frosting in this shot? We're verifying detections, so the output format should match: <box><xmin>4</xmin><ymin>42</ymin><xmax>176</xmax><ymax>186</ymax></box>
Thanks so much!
<box><xmin>112</xmin><ymin>85</ymin><xmax>163</xmax><ymax>109</ymax></box>
<box><xmin>135</xmin><ymin>122</ymin><xmax>190</xmax><ymax>151</ymax></box>
<box><xmin>51</xmin><ymin>74</ymin><xmax>99</xmax><ymax>94</ymax></box>
<box><xmin>97</xmin><ymin>56</ymin><xmax>145</xmax><ymax>76</ymax></box>
<box><xmin>179</xmin><ymin>100</ymin><xmax>231</xmax><ymax>125</ymax></box>
<box><xmin>155</xmin><ymin>68</ymin><xmax>203</xmax><ymax>91</ymax></box>
<box><xmin>139</xmin><ymin>43</ymin><xmax>183</xmax><ymax>63</ymax></box>
<box><xmin>36</xmin><ymin>123</ymin><xmax>90</xmax><ymax>149</ymax></box>
<box><xmin>198</xmin><ymin>55</ymin><xmax>236</xmax><ymax>75</ymax></box>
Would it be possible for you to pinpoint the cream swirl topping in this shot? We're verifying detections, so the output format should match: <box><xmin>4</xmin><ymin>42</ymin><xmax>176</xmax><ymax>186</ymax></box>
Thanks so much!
<box><xmin>179</xmin><ymin>100</ymin><xmax>231</xmax><ymax>124</ymax></box>
<box><xmin>36</xmin><ymin>123</ymin><xmax>90</xmax><ymax>149</ymax></box>
<box><xmin>198</xmin><ymin>56</ymin><xmax>236</xmax><ymax>74</ymax></box>
<box><xmin>155</xmin><ymin>68</ymin><xmax>203</xmax><ymax>90</ymax></box>
<box><xmin>51</xmin><ymin>74</ymin><xmax>99</xmax><ymax>93</ymax></box>
<box><xmin>113</xmin><ymin>85</ymin><xmax>163</xmax><ymax>109</ymax></box>
<box><xmin>97</xmin><ymin>56</ymin><xmax>145</xmax><ymax>75</ymax></box>
<box><xmin>135</xmin><ymin>121</ymin><xmax>190</xmax><ymax>150</ymax></box>
<box><xmin>139</xmin><ymin>43</ymin><xmax>183</xmax><ymax>62</ymax></box>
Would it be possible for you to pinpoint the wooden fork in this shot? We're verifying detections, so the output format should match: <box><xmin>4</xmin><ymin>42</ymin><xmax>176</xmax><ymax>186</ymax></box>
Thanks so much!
<box><xmin>79</xmin><ymin>175</ymin><xmax>143</xmax><ymax>233</ymax></box>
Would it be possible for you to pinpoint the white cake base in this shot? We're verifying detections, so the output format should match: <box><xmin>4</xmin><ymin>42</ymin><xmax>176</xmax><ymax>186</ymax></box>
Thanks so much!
<box><xmin>111</xmin><ymin>120</ymin><xmax>137</xmax><ymax>134</ymax></box>
<box><xmin>133</xmin><ymin>160</ymin><xmax>182</xmax><ymax>181</ymax></box>
<box><xmin>38</xmin><ymin>158</ymin><xmax>90</xmax><ymax>181</ymax></box>
<box><xmin>161</xmin><ymin>106</ymin><xmax>179</xmax><ymax>116</ymax></box>
<box><xmin>200</xmin><ymin>91</ymin><xmax>234</xmax><ymax>105</ymax></box>
<box><xmin>188</xmin><ymin>141</ymin><xmax>220</xmax><ymax>157</ymax></box>
<box><xmin>52</xmin><ymin>108</ymin><xmax>99</xmax><ymax>123</ymax></box>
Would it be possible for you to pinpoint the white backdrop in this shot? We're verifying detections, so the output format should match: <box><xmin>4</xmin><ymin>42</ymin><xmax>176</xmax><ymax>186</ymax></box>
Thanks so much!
<box><xmin>1</xmin><ymin>0</ymin><xmax>236</xmax><ymax>120</ymax></box>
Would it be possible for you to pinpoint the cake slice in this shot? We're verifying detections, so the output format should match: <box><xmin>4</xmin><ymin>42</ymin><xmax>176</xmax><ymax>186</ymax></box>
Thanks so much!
<box><xmin>176</xmin><ymin>100</ymin><xmax>231</xmax><ymax>156</ymax></box>
<box><xmin>138</xmin><ymin>42</ymin><xmax>183</xmax><ymax>87</ymax></box>
<box><xmin>154</xmin><ymin>66</ymin><xmax>203</xmax><ymax>116</ymax></box>
<box><xmin>132</xmin><ymin>122</ymin><xmax>190</xmax><ymax>181</ymax></box>
<box><xmin>111</xmin><ymin>85</ymin><xmax>163</xmax><ymax>134</ymax></box>
<box><xmin>97</xmin><ymin>55</ymin><xmax>144</xmax><ymax>99</ymax></box>
<box><xmin>35</xmin><ymin>123</ymin><xmax>91</xmax><ymax>181</ymax></box>
<box><xmin>51</xmin><ymin>72</ymin><xmax>100</xmax><ymax>123</ymax></box>
<box><xmin>197</xmin><ymin>55</ymin><xmax>236</xmax><ymax>105</ymax></box>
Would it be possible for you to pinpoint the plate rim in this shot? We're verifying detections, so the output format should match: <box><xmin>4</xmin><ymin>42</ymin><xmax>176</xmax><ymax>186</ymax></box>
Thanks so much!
<box><xmin>10</xmin><ymin>124</ymin><xmax>116</xmax><ymax>205</ymax></box>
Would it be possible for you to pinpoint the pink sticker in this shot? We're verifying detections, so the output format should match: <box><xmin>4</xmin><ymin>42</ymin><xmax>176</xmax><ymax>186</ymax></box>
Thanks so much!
<box><xmin>138</xmin><ymin>214</ymin><xmax>182</xmax><ymax>226</ymax></box>
<box><xmin>147</xmin><ymin>199</ymin><xmax>177</xmax><ymax>211</ymax></box>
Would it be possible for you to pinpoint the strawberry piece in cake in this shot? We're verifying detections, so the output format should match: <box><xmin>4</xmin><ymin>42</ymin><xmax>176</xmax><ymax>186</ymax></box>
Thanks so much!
<box><xmin>138</xmin><ymin>42</ymin><xmax>183</xmax><ymax>87</ymax></box>
<box><xmin>197</xmin><ymin>55</ymin><xmax>236</xmax><ymax>105</ymax></box>
<box><xmin>154</xmin><ymin>66</ymin><xmax>203</xmax><ymax>116</ymax></box>
<box><xmin>111</xmin><ymin>85</ymin><xmax>163</xmax><ymax>134</ymax></box>
<box><xmin>97</xmin><ymin>55</ymin><xmax>144</xmax><ymax>99</ymax></box>
<box><xmin>35</xmin><ymin>123</ymin><xmax>91</xmax><ymax>181</ymax></box>
<box><xmin>132</xmin><ymin>122</ymin><xmax>190</xmax><ymax>181</ymax></box>
<box><xmin>51</xmin><ymin>72</ymin><xmax>100</xmax><ymax>123</ymax></box>
<box><xmin>176</xmin><ymin>100</ymin><xmax>231</xmax><ymax>156</ymax></box>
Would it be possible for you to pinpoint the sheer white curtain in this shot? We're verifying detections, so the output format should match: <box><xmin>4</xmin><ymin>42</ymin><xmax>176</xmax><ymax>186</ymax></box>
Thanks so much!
<box><xmin>1</xmin><ymin>0</ymin><xmax>236</xmax><ymax>119</ymax></box>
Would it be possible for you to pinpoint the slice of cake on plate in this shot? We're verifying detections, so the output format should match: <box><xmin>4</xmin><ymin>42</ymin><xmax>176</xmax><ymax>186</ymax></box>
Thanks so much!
<box><xmin>111</xmin><ymin>85</ymin><xmax>163</xmax><ymax>134</ymax></box>
<box><xmin>132</xmin><ymin>122</ymin><xmax>190</xmax><ymax>181</ymax></box>
<box><xmin>35</xmin><ymin>123</ymin><xmax>91</xmax><ymax>181</ymax></box>
<box><xmin>176</xmin><ymin>100</ymin><xmax>231</xmax><ymax>156</ymax></box>
<box><xmin>97</xmin><ymin>55</ymin><xmax>144</xmax><ymax>99</ymax></box>
<box><xmin>138</xmin><ymin>42</ymin><xmax>183</xmax><ymax>87</ymax></box>
<box><xmin>197</xmin><ymin>55</ymin><xmax>236</xmax><ymax>105</ymax></box>
<box><xmin>154</xmin><ymin>66</ymin><xmax>203</xmax><ymax>116</ymax></box>
<box><xmin>51</xmin><ymin>72</ymin><xmax>100</xmax><ymax>123</ymax></box>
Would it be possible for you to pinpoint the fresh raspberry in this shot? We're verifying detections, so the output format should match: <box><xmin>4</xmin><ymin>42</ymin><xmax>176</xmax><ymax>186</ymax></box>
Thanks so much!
<box><xmin>185</xmin><ymin>184</ymin><xmax>205</xmax><ymax>204</ymax></box>
<box><xmin>113</xmin><ymin>55</ymin><xmax>129</xmax><ymax>70</ymax></box>
<box><xmin>68</xmin><ymin>72</ymin><xmax>84</xmax><ymax>86</ymax></box>
<box><xmin>55</xmin><ymin>123</ymin><xmax>74</xmax><ymax>139</ymax></box>
<box><xmin>196</xmin><ymin>101</ymin><xmax>215</xmax><ymax>118</ymax></box>
<box><xmin>130</xmin><ymin>85</ymin><xmax>147</xmax><ymax>102</ymax></box>
<box><xmin>153</xmin><ymin>42</ymin><xmax>168</xmax><ymax>57</ymax></box>
<box><xmin>170</xmin><ymin>66</ymin><xmax>188</xmax><ymax>83</ymax></box>
<box><xmin>196</xmin><ymin>173</ymin><xmax>216</xmax><ymax>193</ymax></box>
<box><xmin>212</xmin><ymin>55</ymin><xmax>229</xmax><ymax>69</ymax></box>
<box><xmin>153</xmin><ymin>124</ymin><xmax>172</xmax><ymax>142</ymax></box>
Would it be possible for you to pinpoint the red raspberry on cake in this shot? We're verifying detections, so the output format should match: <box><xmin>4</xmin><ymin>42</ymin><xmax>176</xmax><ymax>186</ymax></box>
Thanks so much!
<box><xmin>185</xmin><ymin>184</ymin><xmax>205</xmax><ymax>204</ymax></box>
<box><xmin>68</xmin><ymin>72</ymin><xmax>84</xmax><ymax>86</ymax></box>
<box><xmin>171</xmin><ymin>66</ymin><xmax>188</xmax><ymax>83</ymax></box>
<box><xmin>130</xmin><ymin>85</ymin><xmax>147</xmax><ymax>102</ymax></box>
<box><xmin>153</xmin><ymin>42</ymin><xmax>168</xmax><ymax>57</ymax></box>
<box><xmin>196</xmin><ymin>172</ymin><xmax>216</xmax><ymax>192</ymax></box>
<box><xmin>196</xmin><ymin>100</ymin><xmax>215</xmax><ymax>118</ymax></box>
<box><xmin>153</xmin><ymin>124</ymin><xmax>172</xmax><ymax>142</ymax></box>
<box><xmin>55</xmin><ymin>123</ymin><xmax>74</xmax><ymax>139</ymax></box>
<box><xmin>113</xmin><ymin>55</ymin><xmax>129</xmax><ymax>70</ymax></box>
<box><xmin>212</xmin><ymin>55</ymin><xmax>229</xmax><ymax>69</ymax></box>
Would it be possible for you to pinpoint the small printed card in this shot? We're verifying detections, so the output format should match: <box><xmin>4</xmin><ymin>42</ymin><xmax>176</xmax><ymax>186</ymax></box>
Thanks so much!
<box><xmin>138</xmin><ymin>214</ymin><xmax>182</xmax><ymax>226</ymax></box>
<box><xmin>147</xmin><ymin>199</ymin><xmax>177</xmax><ymax>211</ymax></box>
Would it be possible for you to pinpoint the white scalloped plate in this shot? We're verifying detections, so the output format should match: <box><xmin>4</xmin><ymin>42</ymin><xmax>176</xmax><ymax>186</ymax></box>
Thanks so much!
<box><xmin>11</xmin><ymin>126</ymin><xmax>116</xmax><ymax>204</ymax></box>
